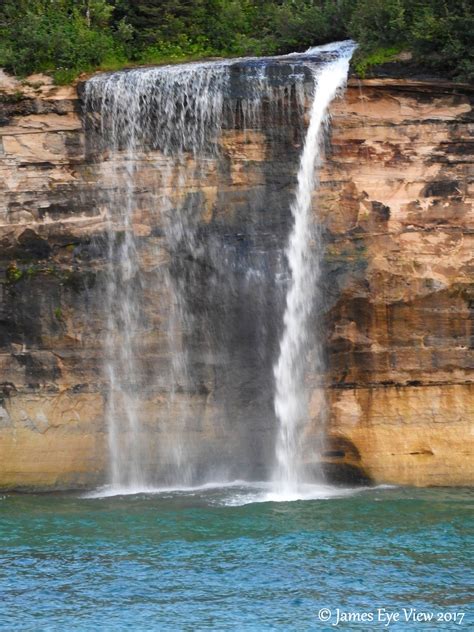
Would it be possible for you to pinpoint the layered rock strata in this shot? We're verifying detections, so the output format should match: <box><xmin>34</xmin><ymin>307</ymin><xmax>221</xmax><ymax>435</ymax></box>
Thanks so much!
<box><xmin>0</xmin><ymin>70</ymin><xmax>472</xmax><ymax>489</ymax></box>
<box><xmin>321</xmin><ymin>79</ymin><xmax>473</xmax><ymax>486</ymax></box>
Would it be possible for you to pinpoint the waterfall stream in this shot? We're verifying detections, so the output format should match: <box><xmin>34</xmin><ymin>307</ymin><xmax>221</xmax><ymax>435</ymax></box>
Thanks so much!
<box><xmin>83</xmin><ymin>41</ymin><xmax>355</xmax><ymax>491</ymax></box>
<box><xmin>272</xmin><ymin>42</ymin><xmax>356</xmax><ymax>498</ymax></box>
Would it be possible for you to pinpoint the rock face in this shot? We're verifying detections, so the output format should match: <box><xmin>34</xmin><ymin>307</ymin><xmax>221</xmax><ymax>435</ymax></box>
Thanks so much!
<box><xmin>0</xmin><ymin>71</ymin><xmax>472</xmax><ymax>490</ymax></box>
<box><xmin>320</xmin><ymin>79</ymin><xmax>473</xmax><ymax>486</ymax></box>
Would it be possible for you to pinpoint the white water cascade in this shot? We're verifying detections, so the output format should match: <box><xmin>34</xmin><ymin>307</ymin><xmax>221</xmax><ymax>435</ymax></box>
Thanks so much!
<box><xmin>83</xmin><ymin>41</ymin><xmax>354</xmax><ymax>492</ymax></box>
<box><xmin>84</xmin><ymin>63</ymin><xmax>232</xmax><ymax>490</ymax></box>
<box><xmin>273</xmin><ymin>41</ymin><xmax>356</xmax><ymax>498</ymax></box>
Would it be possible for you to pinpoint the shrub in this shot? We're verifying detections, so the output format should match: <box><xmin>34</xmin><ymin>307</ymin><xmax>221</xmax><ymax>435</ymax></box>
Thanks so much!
<box><xmin>0</xmin><ymin>1</ymin><xmax>471</xmax><ymax>82</ymax></box>
<box><xmin>0</xmin><ymin>0</ymin><xmax>120</xmax><ymax>79</ymax></box>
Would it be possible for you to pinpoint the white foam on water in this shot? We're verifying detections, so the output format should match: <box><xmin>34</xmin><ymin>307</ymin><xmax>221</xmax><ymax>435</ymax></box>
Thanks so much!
<box><xmin>82</xmin><ymin>481</ymin><xmax>391</xmax><ymax>505</ymax></box>
<box><xmin>81</xmin><ymin>479</ymin><xmax>261</xmax><ymax>499</ymax></box>
<box><xmin>221</xmin><ymin>483</ymin><xmax>363</xmax><ymax>507</ymax></box>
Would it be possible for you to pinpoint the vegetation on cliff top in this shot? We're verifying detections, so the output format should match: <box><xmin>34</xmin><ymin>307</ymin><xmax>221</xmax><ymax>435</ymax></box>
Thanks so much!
<box><xmin>0</xmin><ymin>1</ymin><xmax>472</xmax><ymax>83</ymax></box>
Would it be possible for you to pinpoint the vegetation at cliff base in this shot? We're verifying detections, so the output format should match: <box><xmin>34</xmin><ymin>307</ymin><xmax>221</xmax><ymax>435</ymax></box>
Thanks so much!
<box><xmin>0</xmin><ymin>1</ymin><xmax>472</xmax><ymax>83</ymax></box>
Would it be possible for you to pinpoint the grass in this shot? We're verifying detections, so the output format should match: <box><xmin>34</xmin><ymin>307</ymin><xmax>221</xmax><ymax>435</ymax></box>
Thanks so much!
<box><xmin>54</xmin><ymin>54</ymin><xmax>218</xmax><ymax>84</ymax></box>
<box><xmin>352</xmin><ymin>45</ymin><xmax>404</xmax><ymax>78</ymax></box>
<box><xmin>78</xmin><ymin>49</ymin><xmax>236</xmax><ymax>82</ymax></box>
<box><xmin>6</xmin><ymin>264</ymin><xmax>23</xmax><ymax>284</ymax></box>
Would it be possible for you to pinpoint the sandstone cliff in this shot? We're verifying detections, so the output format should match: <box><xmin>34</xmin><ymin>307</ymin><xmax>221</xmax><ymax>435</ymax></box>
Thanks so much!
<box><xmin>321</xmin><ymin>78</ymin><xmax>473</xmax><ymax>486</ymax></box>
<box><xmin>0</xmin><ymin>70</ymin><xmax>472</xmax><ymax>490</ymax></box>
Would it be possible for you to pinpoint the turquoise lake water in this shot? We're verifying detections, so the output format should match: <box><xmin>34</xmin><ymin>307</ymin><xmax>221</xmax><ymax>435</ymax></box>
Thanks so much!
<box><xmin>1</xmin><ymin>485</ymin><xmax>472</xmax><ymax>630</ymax></box>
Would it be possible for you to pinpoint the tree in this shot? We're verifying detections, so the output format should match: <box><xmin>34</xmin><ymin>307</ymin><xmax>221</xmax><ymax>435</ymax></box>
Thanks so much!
<box><xmin>0</xmin><ymin>0</ymin><xmax>117</xmax><ymax>80</ymax></box>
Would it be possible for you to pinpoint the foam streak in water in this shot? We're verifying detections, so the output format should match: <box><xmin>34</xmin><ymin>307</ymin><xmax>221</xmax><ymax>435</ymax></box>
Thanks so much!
<box><xmin>273</xmin><ymin>42</ymin><xmax>356</xmax><ymax>496</ymax></box>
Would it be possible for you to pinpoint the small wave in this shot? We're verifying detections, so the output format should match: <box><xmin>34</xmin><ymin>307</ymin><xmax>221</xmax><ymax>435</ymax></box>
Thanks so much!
<box><xmin>82</xmin><ymin>481</ymin><xmax>392</xmax><ymax>505</ymax></box>
<box><xmin>221</xmin><ymin>482</ymin><xmax>362</xmax><ymax>507</ymax></box>
<box><xmin>81</xmin><ymin>479</ymin><xmax>262</xmax><ymax>499</ymax></box>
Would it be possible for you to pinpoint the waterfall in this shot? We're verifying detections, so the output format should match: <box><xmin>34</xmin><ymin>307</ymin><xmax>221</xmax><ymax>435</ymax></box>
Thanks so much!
<box><xmin>272</xmin><ymin>41</ymin><xmax>356</xmax><ymax>497</ymax></box>
<box><xmin>84</xmin><ymin>62</ymin><xmax>232</xmax><ymax>490</ymax></box>
<box><xmin>83</xmin><ymin>41</ymin><xmax>354</xmax><ymax>492</ymax></box>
